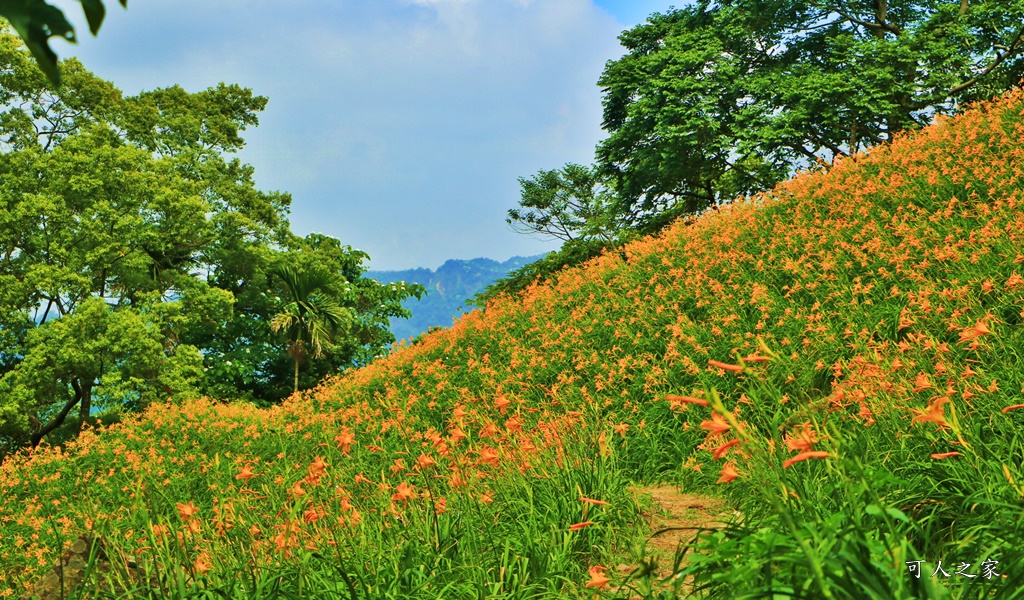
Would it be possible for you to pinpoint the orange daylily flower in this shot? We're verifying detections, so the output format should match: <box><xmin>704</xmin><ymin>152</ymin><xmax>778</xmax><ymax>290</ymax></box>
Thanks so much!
<box><xmin>477</xmin><ymin>446</ymin><xmax>499</xmax><ymax>467</ymax></box>
<box><xmin>613</xmin><ymin>422</ymin><xmax>629</xmax><ymax>438</ymax></box>
<box><xmin>912</xmin><ymin>373</ymin><xmax>932</xmax><ymax>392</ymax></box>
<box><xmin>334</xmin><ymin>430</ymin><xmax>355</xmax><ymax>454</ymax></box>
<box><xmin>479</xmin><ymin>422</ymin><xmax>499</xmax><ymax>438</ymax></box>
<box><xmin>910</xmin><ymin>396</ymin><xmax>951</xmax><ymax>428</ymax></box>
<box><xmin>505</xmin><ymin>417</ymin><xmax>523</xmax><ymax>433</ymax></box>
<box><xmin>235</xmin><ymin>466</ymin><xmax>258</xmax><ymax>482</ymax></box>
<box><xmin>176</xmin><ymin>501</ymin><xmax>199</xmax><ymax>522</ymax></box>
<box><xmin>194</xmin><ymin>553</ymin><xmax>212</xmax><ymax>575</ymax></box>
<box><xmin>354</xmin><ymin>473</ymin><xmax>372</xmax><ymax>485</ymax></box>
<box><xmin>782</xmin><ymin>451</ymin><xmax>832</xmax><ymax>469</ymax></box>
<box><xmin>449</xmin><ymin>472</ymin><xmax>467</xmax><ymax>488</ymax></box>
<box><xmin>1002</xmin><ymin>404</ymin><xmax>1024</xmax><ymax>413</ymax></box>
<box><xmin>308</xmin><ymin>456</ymin><xmax>328</xmax><ymax>477</ymax></box>
<box><xmin>700</xmin><ymin>412</ymin><xmax>731</xmax><ymax>437</ymax></box>
<box><xmin>717</xmin><ymin>461</ymin><xmax>740</xmax><ymax>483</ymax></box>
<box><xmin>415</xmin><ymin>453</ymin><xmax>436</xmax><ymax>470</ymax></box>
<box><xmin>931</xmin><ymin>452</ymin><xmax>961</xmax><ymax>459</ymax></box>
<box><xmin>665</xmin><ymin>394</ymin><xmax>708</xmax><ymax>408</ymax></box>
<box><xmin>449</xmin><ymin>427</ymin><xmax>467</xmax><ymax>443</ymax></box>
<box><xmin>452</xmin><ymin>406</ymin><xmax>468</xmax><ymax>420</ymax></box>
<box><xmin>586</xmin><ymin>565</ymin><xmax>610</xmax><ymax>589</ymax></box>
<box><xmin>494</xmin><ymin>396</ymin><xmax>511</xmax><ymax>414</ymax></box>
<box><xmin>391</xmin><ymin>481</ymin><xmax>416</xmax><ymax>504</ymax></box>
<box><xmin>712</xmin><ymin>439</ymin><xmax>740</xmax><ymax>460</ymax></box>
<box><xmin>708</xmin><ymin>359</ymin><xmax>745</xmax><ymax>373</ymax></box>
<box><xmin>959</xmin><ymin>316</ymin><xmax>992</xmax><ymax>343</ymax></box>
<box><xmin>784</xmin><ymin>422</ymin><xmax>819</xmax><ymax>452</ymax></box>
<box><xmin>569</xmin><ymin>521</ymin><xmax>596</xmax><ymax>531</ymax></box>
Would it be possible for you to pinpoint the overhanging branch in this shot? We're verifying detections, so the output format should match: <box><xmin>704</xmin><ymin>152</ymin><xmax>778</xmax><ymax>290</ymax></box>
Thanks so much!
<box><xmin>949</xmin><ymin>25</ymin><xmax>1024</xmax><ymax>96</ymax></box>
<box><xmin>30</xmin><ymin>379</ymin><xmax>83</xmax><ymax>448</ymax></box>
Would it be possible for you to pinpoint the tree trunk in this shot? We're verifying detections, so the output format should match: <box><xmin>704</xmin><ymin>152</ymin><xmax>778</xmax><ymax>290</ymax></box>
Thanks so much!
<box><xmin>30</xmin><ymin>380</ymin><xmax>83</xmax><ymax>448</ymax></box>
<box><xmin>294</xmin><ymin>359</ymin><xmax>300</xmax><ymax>394</ymax></box>
<box><xmin>77</xmin><ymin>380</ymin><xmax>93</xmax><ymax>429</ymax></box>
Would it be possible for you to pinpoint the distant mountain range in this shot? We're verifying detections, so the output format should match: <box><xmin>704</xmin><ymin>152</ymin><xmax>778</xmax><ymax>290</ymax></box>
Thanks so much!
<box><xmin>368</xmin><ymin>255</ymin><xmax>542</xmax><ymax>341</ymax></box>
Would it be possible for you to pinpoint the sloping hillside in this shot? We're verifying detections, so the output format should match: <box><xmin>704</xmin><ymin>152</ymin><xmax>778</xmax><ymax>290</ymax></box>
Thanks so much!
<box><xmin>3</xmin><ymin>91</ymin><xmax>1024</xmax><ymax>599</ymax></box>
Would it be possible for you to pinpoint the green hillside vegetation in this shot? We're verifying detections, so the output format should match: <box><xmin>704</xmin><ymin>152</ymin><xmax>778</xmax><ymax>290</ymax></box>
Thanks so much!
<box><xmin>369</xmin><ymin>256</ymin><xmax>540</xmax><ymax>342</ymax></box>
<box><xmin>498</xmin><ymin>1</ymin><xmax>1024</xmax><ymax>302</ymax></box>
<box><xmin>0</xmin><ymin>28</ymin><xmax>424</xmax><ymax>456</ymax></box>
<box><xmin>3</xmin><ymin>84</ymin><xmax>1024</xmax><ymax>598</ymax></box>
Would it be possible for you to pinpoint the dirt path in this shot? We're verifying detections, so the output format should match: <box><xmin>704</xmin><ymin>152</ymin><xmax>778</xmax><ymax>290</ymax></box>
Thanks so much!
<box><xmin>615</xmin><ymin>486</ymin><xmax>737</xmax><ymax>595</ymax></box>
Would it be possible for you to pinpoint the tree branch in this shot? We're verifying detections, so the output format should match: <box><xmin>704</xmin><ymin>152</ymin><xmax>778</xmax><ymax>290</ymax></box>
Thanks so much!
<box><xmin>833</xmin><ymin>2</ymin><xmax>901</xmax><ymax>36</ymax></box>
<box><xmin>949</xmin><ymin>24</ymin><xmax>1024</xmax><ymax>96</ymax></box>
<box><xmin>791</xmin><ymin>143</ymin><xmax>822</xmax><ymax>163</ymax></box>
<box><xmin>30</xmin><ymin>380</ymin><xmax>83</xmax><ymax>448</ymax></box>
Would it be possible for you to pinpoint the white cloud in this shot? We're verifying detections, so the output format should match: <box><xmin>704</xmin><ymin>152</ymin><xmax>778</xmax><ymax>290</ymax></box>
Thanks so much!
<box><xmin>64</xmin><ymin>0</ymin><xmax>626</xmax><ymax>270</ymax></box>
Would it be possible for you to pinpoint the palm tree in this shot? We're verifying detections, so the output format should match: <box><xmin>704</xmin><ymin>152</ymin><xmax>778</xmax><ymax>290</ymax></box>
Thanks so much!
<box><xmin>269</xmin><ymin>265</ymin><xmax>351</xmax><ymax>394</ymax></box>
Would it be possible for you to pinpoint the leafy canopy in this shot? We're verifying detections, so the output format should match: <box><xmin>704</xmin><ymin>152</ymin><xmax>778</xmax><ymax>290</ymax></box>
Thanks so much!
<box><xmin>498</xmin><ymin>0</ymin><xmax>1024</xmax><ymax>305</ymax></box>
<box><xmin>597</xmin><ymin>0</ymin><xmax>1024</xmax><ymax>222</ymax></box>
<box><xmin>507</xmin><ymin>163</ymin><xmax>620</xmax><ymax>244</ymax></box>
<box><xmin>269</xmin><ymin>265</ymin><xmax>352</xmax><ymax>393</ymax></box>
<box><xmin>0</xmin><ymin>29</ymin><xmax>423</xmax><ymax>452</ymax></box>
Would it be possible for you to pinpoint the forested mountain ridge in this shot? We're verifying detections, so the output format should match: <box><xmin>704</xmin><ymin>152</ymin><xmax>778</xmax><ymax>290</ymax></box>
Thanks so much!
<box><xmin>368</xmin><ymin>255</ymin><xmax>541</xmax><ymax>340</ymax></box>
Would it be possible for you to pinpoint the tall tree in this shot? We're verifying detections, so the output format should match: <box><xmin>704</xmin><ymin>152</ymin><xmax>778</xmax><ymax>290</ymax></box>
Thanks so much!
<box><xmin>597</xmin><ymin>0</ymin><xmax>1024</xmax><ymax>225</ymax></box>
<box><xmin>269</xmin><ymin>265</ymin><xmax>351</xmax><ymax>394</ymax></box>
<box><xmin>0</xmin><ymin>31</ymin><xmax>423</xmax><ymax>451</ymax></box>
<box><xmin>507</xmin><ymin>163</ymin><xmax>619</xmax><ymax>244</ymax></box>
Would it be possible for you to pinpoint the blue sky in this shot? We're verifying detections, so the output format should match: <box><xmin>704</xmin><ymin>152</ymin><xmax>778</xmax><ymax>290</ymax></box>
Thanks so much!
<box><xmin>58</xmin><ymin>0</ymin><xmax>680</xmax><ymax>270</ymax></box>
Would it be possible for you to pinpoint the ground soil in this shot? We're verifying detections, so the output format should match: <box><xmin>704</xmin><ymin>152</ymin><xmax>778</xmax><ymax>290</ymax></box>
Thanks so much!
<box><xmin>614</xmin><ymin>486</ymin><xmax>738</xmax><ymax>597</ymax></box>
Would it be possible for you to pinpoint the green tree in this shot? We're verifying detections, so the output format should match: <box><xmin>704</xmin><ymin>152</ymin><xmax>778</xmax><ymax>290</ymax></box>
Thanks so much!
<box><xmin>0</xmin><ymin>0</ymin><xmax>126</xmax><ymax>86</ymax></box>
<box><xmin>0</xmin><ymin>298</ymin><xmax>203</xmax><ymax>448</ymax></box>
<box><xmin>0</xmin><ymin>31</ymin><xmax>423</xmax><ymax>450</ymax></box>
<box><xmin>597</xmin><ymin>0</ymin><xmax>1024</xmax><ymax>225</ymax></box>
<box><xmin>192</xmin><ymin>233</ymin><xmax>424</xmax><ymax>403</ymax></box>
<box><xmin>269</xmin><ymin>265</ymin><xmax>351</xmax><ymax>394</ymax></box>
<box><xmin>507</xmin><ymin>163</ymin><xmax>619</xmax><ymax>244</ymax></box>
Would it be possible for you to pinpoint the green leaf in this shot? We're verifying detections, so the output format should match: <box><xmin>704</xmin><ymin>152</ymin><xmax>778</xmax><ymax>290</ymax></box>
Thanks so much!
<box><xmin>884</xmin><ymin>508</ymin><xmax>910</xmax><ymax>524</ymax></box>
<box><xmin>0</xmin><ymin>0</ymin><xmax>77</xmax><ymax>86</ymax></box>
<box><xmin>78</xmin><ymin>0</ymin><xmax>106</xmax><ymax>35</ymax></box>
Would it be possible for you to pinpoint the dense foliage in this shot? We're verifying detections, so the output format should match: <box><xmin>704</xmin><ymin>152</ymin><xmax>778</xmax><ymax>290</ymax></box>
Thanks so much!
<box><xmin>3</xmin><ymin>82</ymin><xmax>1024</xmax><ymax>599</ymax></box>
<box><xmin>0</xmin><ymin>31</ymin><xmax>423</xmax><ymax>452</ymax></box>
<box><xmin>504</xmin><ymin>0</ymin><xmax>1024</xmax><ymax>298</ymax></box>
<box><xmin>597</xmin><ymin>0</ymin><xmax>1024</xmax><ymax>221</ymax></box>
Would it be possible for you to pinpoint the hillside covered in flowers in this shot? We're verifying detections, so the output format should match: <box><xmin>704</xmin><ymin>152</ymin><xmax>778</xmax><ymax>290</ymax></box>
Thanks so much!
<box><xmin>3</xmin><ymin>89</ymin><xmax>1024</xmax><ymax>599</ymax></box>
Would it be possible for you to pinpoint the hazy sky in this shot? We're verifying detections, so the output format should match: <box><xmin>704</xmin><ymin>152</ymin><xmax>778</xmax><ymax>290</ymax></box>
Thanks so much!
<box><xmin>60</xmin><ymin>0</ymin><xmax>678</xmax><ymax>270</ymax></box>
